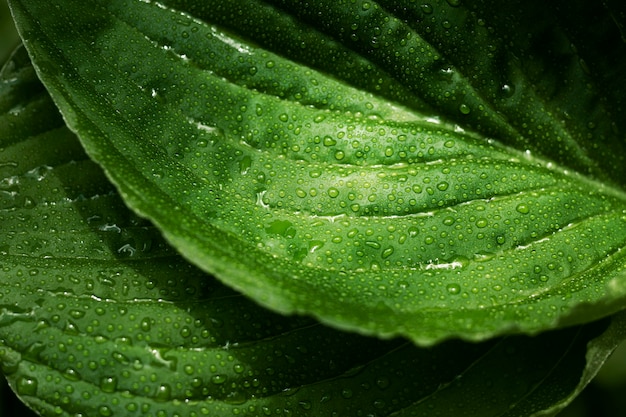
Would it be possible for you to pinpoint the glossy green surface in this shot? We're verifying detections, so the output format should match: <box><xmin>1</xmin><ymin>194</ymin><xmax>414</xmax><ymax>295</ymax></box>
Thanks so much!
<box><xmin>3</xmin><ymin>44</ymin><xmax>625</xmax><ymax>417</ymax></box>
<box><xmin>9</xmin><ymin>0</ymin><xmax>626</xmax><ymax>344</ymax></box>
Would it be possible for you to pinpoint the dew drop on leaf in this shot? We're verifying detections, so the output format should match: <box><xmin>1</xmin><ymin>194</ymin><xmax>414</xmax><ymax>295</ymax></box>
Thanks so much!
<box><xmin>140</xmin><ymin>317</ymin><xmax>151</xmax><ymax>331</ymax></box>
<box><xmin>443</xmin><ymin>282</ymin><xmax>461</xmax><ymax>295</ymax></box>
<box><xmin>382</xmin><ymin>247</ymin><xmax>395</xmax><ymax>258</ymax></box>
<box><xmin>211</xmin><ymin>374</ymin><xmax>227</xmax><ymax>385</ymax></box>
<box><xmin>16</xmin><ymin>376</ymin><xmax>38</xmax><ymax>396</ymax></box>
<box><xmin>98</xmin><ymin>405</ymin><xmax>113</xmax><ymax>417</ymax></box>
<box><xmin>421</xmin><ymin>3</ymin><xmax>434</xmax><ymax>14</ymax></box>
<box><xmin>341</xmin><ymin>388</ymin><xmax>353</xmax><ymax>399</ymax></box>
<box><xmin>516</xmin><ymin>203</ymin><xmax>531</xmax><ymax>214</ymax></box>
<box><xmin>501</xmin><ymin>84</ymin><xmax>515</xmax><ymax>97</ymax></box>
<box><xmin>154</xmin><ymin>383</ymin><xmax>172</xmax><ymax>401</ymax></box>
<box><xmin>100</xmin><ymin>376</ymin><xmax>117</xmax><ymax>393</ymax></box>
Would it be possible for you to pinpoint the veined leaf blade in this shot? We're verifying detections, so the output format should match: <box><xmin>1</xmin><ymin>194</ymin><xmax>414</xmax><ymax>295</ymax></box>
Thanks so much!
<box><xmin>2</xmin><ymin>44</ymin><xmax>625</xmax><ymax>417</ymax></box>
<box><xmin>8</xmin><ymin>0</ymin><xmax>626</xmax><ymax>344</ymax></box>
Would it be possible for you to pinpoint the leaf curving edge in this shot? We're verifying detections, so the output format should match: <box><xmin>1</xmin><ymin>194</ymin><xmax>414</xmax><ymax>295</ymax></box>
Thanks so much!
<box><xmin>8</xmin><ymin>0</ymin><xmax>626</xmax><ymax>344</ymax></box>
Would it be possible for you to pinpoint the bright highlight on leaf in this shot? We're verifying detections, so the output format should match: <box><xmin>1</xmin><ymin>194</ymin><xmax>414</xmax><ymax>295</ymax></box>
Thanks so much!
<box><xmin>7</xmin><ymin>0</ymin><xmax>626</xmax><ymax>345</ymax></box>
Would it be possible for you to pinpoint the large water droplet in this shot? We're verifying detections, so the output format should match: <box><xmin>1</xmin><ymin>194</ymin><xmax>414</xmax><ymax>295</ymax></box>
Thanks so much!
<box><xmin>516</xmin><ymin>203</ymin><xmax>530</xmax><ymax>214</ymax></box>
<box><xmin>16</xmin><ymin>377</ymin><xmax>38</xmax><ymax>396</ymax></box>
<box><xmin>98</xmin><ymin>405</ymin><xmax>113</xmax><ymax>417</ymax></box>
<box><xmin>265</xmin><ymin>220</ymin><xmax>296</xmax><ymax>238</ymax></box>
<box><xmin>154</xmin><ymin>383</ymin><xmax>172</xmax><ymax>402</ymax></box>
<box><xmin>211</xmin><ymin>374</ymin><xmax>227</xmax><ymax>385</ymax></box>
<box><xmin>381</xmin><ymin>247</ymin><xmax>395</xmax><ymax>259</ymax></box>
<box><xmin>446</xmin><ymin>283</ymin><xmax>461</xmax><ymax>295</ymax></box>
<box><xmin>100</xmin><ymin>376</ymin><xmax>117</xmax><ymax>393</ymax></box>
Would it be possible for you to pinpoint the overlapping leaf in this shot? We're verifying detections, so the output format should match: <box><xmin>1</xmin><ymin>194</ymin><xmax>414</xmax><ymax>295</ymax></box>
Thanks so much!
<box><xmin>3</xmin><ymin>44</ymin><xmax>626</xmax><ymax>417</ymax></box>
<box><xmin>8</xmin><ymin>0</ymin><xmax>626</xmax><ymax>345</ymax></box>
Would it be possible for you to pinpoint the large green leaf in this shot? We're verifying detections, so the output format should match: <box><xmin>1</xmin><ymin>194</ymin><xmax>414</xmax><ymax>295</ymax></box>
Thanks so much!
<box><xmin>9</xmin><ymin>0</ymin><xmax>626</xmax><ymax>344</ymax></box>
<box><xmin>3</xmin><ymin>45</ymin><xmax>626</xmax><ymax>417</ymax></box>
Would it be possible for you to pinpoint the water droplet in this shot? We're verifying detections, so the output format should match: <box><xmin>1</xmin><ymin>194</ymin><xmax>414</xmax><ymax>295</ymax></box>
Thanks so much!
<box><xmin>239</xmin><ymin>156</ymin><xmax>252</xmax><ymax>175</ymax></box>
<box><xmin>323</xmin><ymin>136</ymin><xmax>337</xmax><ymax>146</ymax></box>
<box><xmin>327</xmin><ymin>187</ymin><xmax>339</xmax><ymax>198</ymax></box>
<box><xmin>381</xmin><ymin>247</ymin><xmax>395</xmax><ymax>259</ymax></box>
<box><xmin>100</xmin><ymin>376</ymin><xmax>117</xmax><ymax>393</ymax></box>
<box><xmin>98</xmin><ymin>406</ymin><xmax>113</xmax><ymax>417</ymax></box>
<box><xmin>442</xmin><ymin>216</ymin><xmax>455</xmax><ymax>226</ymax></box>
<box><xmin>16</xmin><ymin>377</ymin><xmax>38</xmax><ymax>396</ymax></box>
<box><xmin>309</xmin><ymin>240</ymin><xmax>325</xmax><ymax>252</ymax></box>
<box><xmin>154</xmin><ymin>383</ymin><xmax>172</xmax><ymax>402</ymax></box>
<box><xmin>437</xmin><ymin>181</ymin><xmax>449</xmax><ymax>191</ymax></box>
<box><xmin>266</xmin><ymin>220</ymin><xmax>296</xmax><ymax>238</ymax></box>
<box><xmin>376</xmin><ymin>377</ymin><xmax>390</xmax><ymax>390</ymax></box>
<box><xmin>475</xmin><ymin>218</ymin><xmax>488</xmax><ymax>228</ymax></box>
<box><xmin>63</xmin><ymin>368</ymin><xmax>81</xmax><ymax>381</ymax></box>
<box><xmin>211</xmin><ymin>374</ymin><xmax>227</xmax><ymax>385</ymax></box>
<box><xmin>446</xmin><ymin>283</ymin><xmax>461</xmax><ymax>294</ymax></box>
<box><xmin>299</xmin><ymin>400</ymin><xmax>312</xmax><ymax>410</ymax></box>
<box><xmin>516</xmin><ymin>203</ymin><xmax>530</xmax><ymax>214</ymax></box>
<box><xmin>140</xmin><ymin>317</ymin><xmax>151</xmax><ymax>332</ymax></box>
<box><xmin>501</xmin><ymin>84</ymin><xmax>515</xmax><ymax>97</ymax></box>
<box><xmin>459</xmin><ymin>103</ymin><xmax>471</xmax><ymax>114</ymax></box>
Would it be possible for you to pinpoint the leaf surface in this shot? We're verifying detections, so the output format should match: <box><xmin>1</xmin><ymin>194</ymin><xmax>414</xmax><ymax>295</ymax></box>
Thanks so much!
<box><xmin>3</xmin><ymin>45</ymin><xmax>626</xmax><ymax>417</ymax></box>
<box><xmin>8</xmin><ymin>0</ymin><xmax>626</xmax><ymax>344</ymax></box>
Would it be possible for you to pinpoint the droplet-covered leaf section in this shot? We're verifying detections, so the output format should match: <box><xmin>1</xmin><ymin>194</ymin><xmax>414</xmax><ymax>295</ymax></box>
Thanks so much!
<box><xmin>5</xmin><ymin>44</ymin><xmax>625</xmax><ymax>417</ymax></box>
<box><xmin>9</xmin><ymin>0</ymin><xmax>626</xmax><ymax>343</ymax></box>
<box><xmin>0</xmin><ymin>45</ymin><xmax>397</xmax><ymax>417</ymax></box>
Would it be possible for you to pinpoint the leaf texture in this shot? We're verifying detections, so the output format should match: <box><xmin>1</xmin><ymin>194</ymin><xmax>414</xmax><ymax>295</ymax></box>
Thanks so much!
<box><xmin>2</xmin><ymin>44</ymin><xmax>626</xmax><ymax>417</ymax></box>
<box><xmin>8</xmin><ymin>0</ymin><xmax>626</xmax><ymax>344</ymax></box>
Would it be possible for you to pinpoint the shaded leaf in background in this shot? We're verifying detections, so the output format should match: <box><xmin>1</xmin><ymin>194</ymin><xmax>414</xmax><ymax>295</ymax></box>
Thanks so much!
<box><xmin>8</xmin><ymin>0</ymin><xmax>626</xmax><ymax>344</ymax></box>
<box><xmin>2</xmin><ymin>43</ymin><xmax>626</xmax><ymax>417</ymax></box>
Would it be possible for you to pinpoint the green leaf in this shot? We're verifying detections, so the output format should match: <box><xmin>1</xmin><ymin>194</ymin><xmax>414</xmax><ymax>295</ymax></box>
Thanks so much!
<box><xmin>0</xmin><ymin>0</ymin><xmax>19</xmax><ymax>63</ymax></box>
<box><xmin>3</xmin><ymin>45</ymin><xmax>625</xmax><ymax>417</ymax></box>
<box><xmin>8</xmin><ymin>0</ymin><xmax>626</xmax><ymax>344</ymax></box>
<box><xmin>0</xmin><ymin>44</ymin><xmax>391</xmax><ymax>416</ymax></box>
